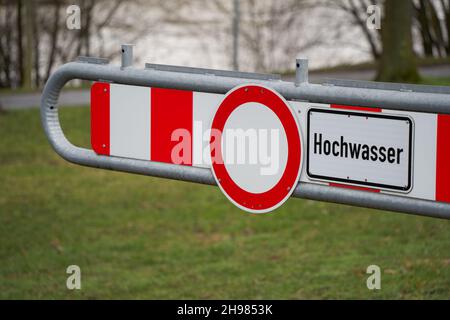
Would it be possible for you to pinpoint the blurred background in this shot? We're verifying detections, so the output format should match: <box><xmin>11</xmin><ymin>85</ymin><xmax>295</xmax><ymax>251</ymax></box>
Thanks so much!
<box><xmin>1</xmin><ymin>0</ymin><xmax>450</xmax><ymax>89</ymax></box>
<box><xmin>0</xmin><ymin>0</ymin><xmax>449</xmax><ymax>299</ymax></box>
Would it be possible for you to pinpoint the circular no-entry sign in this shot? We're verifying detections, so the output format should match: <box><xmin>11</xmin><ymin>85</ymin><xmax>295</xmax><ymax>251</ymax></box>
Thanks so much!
<box><xmin>210</xmin><ymin>84</ymin><xmax>303</xmax><ymax>213</ymax></box>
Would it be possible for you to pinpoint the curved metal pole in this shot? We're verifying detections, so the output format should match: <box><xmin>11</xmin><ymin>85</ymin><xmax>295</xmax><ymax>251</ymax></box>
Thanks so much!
<box><xmin>41</xmin><ymin>61</ymin><xmax>450</xmax><ymax>219</ymax></box>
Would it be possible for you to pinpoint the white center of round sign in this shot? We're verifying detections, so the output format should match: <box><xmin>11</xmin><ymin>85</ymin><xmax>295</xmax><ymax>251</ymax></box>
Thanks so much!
<box><xmin>210</xmin><ymin>84</ymin><xmax>303</xmax><ymax>214</ymax></box>
<box><xmin>222</xmin><ymin>102</ymin><xmax>288</xmax><ymax>194</ymax></box>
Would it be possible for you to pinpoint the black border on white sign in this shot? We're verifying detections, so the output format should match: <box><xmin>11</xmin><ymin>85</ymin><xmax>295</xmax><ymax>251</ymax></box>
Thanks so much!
<box><xmin>306</xmin><ymin>108</ymin><xmax>413</xmax><ymax>191</ymax></box>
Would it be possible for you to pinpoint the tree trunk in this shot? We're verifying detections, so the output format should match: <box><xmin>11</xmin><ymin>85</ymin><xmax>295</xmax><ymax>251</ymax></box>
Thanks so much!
<box><xmin>0</xmin><ymin>2</ymin><xmax>12</xmax><ymax>87</ymax></box>
<box><xmin>376</xmin><ymin>0</ymin><xmax>420</xmax><ymax>83</ymax></box>
<box><xmin>442</xmin><ymin>0</ymin><xmax>450</xmax><ymax>55</ymax></box>
<box><xmin>349</xmin><ymin>0</ymin><xmax>381</xmax><ymax>60</ymax></box>
<box><xmin>427</xmin><ymin>0</ymin><xmax>446</xmax><ymax>57</ymax></box>
<box><xmin>33</xmin><ymin>4</ymin><xmax>40</xmax><ymax>87</ymax></box>
<box><xmin>45</xmin><ymin>1</ymin><xmax>61</xmax><ymax>82</ymax></box>
<box><xmin>23</xmin><ymin>0</ymin><xmax>34</xmax><ymax>89</ymax></box>
<box><xmin>16</xmin><ymin>0</ymin><xmax>24</xmax><ymax>87</ymax></box>
<box><xmin>415</xmin><ymin>0</ymin><xmax>434</xmax><ymax>57</ymax></box>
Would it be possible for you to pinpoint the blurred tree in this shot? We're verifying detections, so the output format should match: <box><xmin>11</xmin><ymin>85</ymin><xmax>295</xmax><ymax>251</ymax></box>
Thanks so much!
<box><xmin>23</xmin><ymin>0</ymin><xmax>34</xmax><ymax>89</ymax></box>
<box><xmin>376</xmin><ymin>0</ymin><xmax>420</xmax><ymax>82</ymax></box>
<box><xmin>413</xmin><ymin>0</ymin><xmax>450</xmax><ymax>58</ymax></box>
<box><xmin>327</xmin><ymin>0</ymin><xmax>382</xmax><ymax>60</ymax></box>
<box><xmin>330</xmin><ymin>0</ymin><xmax>450</xmax><ymax>63</ymax></box>
<box><xmin>238</xmin><ymin>0</ymin><xmax>319</xmax><ymax>72</ymax></box>
<box><xmin>445</xmin><ymin>0</ymin><xmax>450</xmax><ymax>55</ymax></box>
<box><xmin>2</xmin><ymin>0</ymin><xmax>450</xmax><ymax>89</ymax></box>
<box><xmin>16</xmin><ymin>0</ymin><xmax>23</xmax><ymax>87</ymax></box>
<box><xmin>0</xmin><ymin>0</ymin><xmax>13</xmax><ymax>87</ymax></box>
<box><xmin>232</xmin><ymin>0</ymin><xmax>239</xmax><ymax>70</ymax></box>
<box><xmin>164</xmin><ymin>0</ymin><xmax>319</xmax><ymax>73</ymax></box>
<box><xmin>0</xmin><ymin>0</ymin><xmax>126</xmax><ymax>89</ymax></box>
<box><xmin>45</xmin><ymin>0</ymin><xmax>61</xmax><ymax>82</ymax></box>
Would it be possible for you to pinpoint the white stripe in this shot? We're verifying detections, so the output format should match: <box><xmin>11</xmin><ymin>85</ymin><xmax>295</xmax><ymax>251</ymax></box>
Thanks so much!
<box><xmin>192</xmin><ymin>92</ymin><xmax>223</xmax><ymax>167</ymax></box>
<box><xmin>381</xmin><ymin>110</ymin><xmax>437</xmax><ymax>200</ymax></box>
<box><xmin>410</xmin><ymin>112</ymin><xmax>437</xmax><ymax>200</ymax></box>
<box><xmin>291</xmin><ymin>101</ymin><xmax>330</xmax><ymax>184</ymax></box>
<box><xmin>110</xmin><ymin>84</ymin><xmax>151</xmax><ymax>160</ymax></box>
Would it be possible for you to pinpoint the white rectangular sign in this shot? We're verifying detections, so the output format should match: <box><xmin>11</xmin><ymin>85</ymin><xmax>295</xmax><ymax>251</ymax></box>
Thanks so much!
<box><xmin>307</xmin><ymin>108</ymin><xmax>413</xmax><ymax>191</ymax></box>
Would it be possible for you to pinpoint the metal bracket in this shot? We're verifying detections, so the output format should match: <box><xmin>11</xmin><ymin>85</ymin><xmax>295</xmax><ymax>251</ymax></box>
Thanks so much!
<box><xmin>121</xmin><ymin>44</ymin><xmax>134</xmax><ymax>68</ymax></box>
<box><xmin>145</xmin><ymin>63</ymin><xmax>281</xmax><ymax>81</ymax></box>
<box><xmin>76</xmin><ymin>56</ymin><xmax>109</xmax><ymax>65</ymax></box>
<box><xmin>295</xmin><ymin>58</ymin><xmax>308</xmax><ymax>85</ymax></box>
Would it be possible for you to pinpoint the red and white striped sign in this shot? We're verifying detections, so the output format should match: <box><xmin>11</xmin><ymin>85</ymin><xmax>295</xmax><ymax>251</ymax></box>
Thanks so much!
<box><xmin>91</xmin><ymin>82</ymin><xmax>450</xmax><ymax>206</ymax></box>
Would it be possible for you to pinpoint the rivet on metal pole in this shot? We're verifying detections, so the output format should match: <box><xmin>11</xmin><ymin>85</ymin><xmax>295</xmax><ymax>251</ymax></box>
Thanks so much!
<box><xmin>295</xmin><ymin>58</ymin><xmax>308</xmax><ymax>85</ymax></box>
<box><xmin>121</xmin><ymin>44</ymin><xmax>134</xmax><ymax>69</ymax></box>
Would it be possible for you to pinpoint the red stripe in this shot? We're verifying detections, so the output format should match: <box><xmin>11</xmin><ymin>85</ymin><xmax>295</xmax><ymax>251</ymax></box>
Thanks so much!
<box><xmin>331</xmin><ymin>104</ymin><xmax>382</xmax><ymax>113</ymax></box>
<box><xmin>436</xmin><ymin>114</ymin><xmax>450</xmax><ymax>203</ymax></box>
<box><xmin>329</xmin><ymin>182</ymin><xmax>380</xmax><ymax>193</ymax></box>
<box><xmin>151</xmin><ymin>88</ymin><xmax>193</xmax><ymax>165</ymax></box>
<box><xmin>90</xmin><ymin>82</ymin><xmax>110</xmax><ymax>155</ymax></box>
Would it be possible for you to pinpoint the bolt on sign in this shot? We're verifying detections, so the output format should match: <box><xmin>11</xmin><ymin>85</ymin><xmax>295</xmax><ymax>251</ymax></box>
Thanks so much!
<box><xmin>41</xmin><ymin>46</ymin><xmax>450</xmax><ymax>218</ymax></box>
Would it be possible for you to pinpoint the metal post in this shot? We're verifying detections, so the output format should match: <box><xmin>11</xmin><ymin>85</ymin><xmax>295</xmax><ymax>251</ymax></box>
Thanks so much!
<box><xmin>295</xmin><ymin>58</ymin><xmax>308</xmax><ymax>85</ymax></box>
<box><xmin>121</xmin><ymin>44</ymin><xmax>134</xmax><ymax>68</ymax></box>
<box><xmin>232</xmin><ymin>0</ymin><xmax>240</xmax><ymax>71</ymax></box>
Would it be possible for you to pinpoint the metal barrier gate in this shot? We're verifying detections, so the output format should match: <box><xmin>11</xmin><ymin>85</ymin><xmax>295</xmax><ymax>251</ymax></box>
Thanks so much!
<box><xmin>41</xmin><ymin>45</ymin><xmax>450</xmax><ymax>219</ymax></box>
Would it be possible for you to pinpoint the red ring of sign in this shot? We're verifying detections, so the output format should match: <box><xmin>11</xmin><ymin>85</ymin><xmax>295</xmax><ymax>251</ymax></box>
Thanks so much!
<box><xmin>210</xmin><ymin>84</ymin><xmax>302</xmax><ymax>212</ymax></box>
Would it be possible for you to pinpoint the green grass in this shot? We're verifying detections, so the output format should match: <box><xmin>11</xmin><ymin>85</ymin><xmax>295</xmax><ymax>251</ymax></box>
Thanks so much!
<box><xmin>420</xmin><ymin>77</ymin><xmax>450</xmax><ymax>86</ymax></box>
<box><xmin>0</xmin><ymin>107</ymin><xmax>449</xmax><ymax>299</ymax></box>
<box><xmin>279</xmin><ymin>57</ymin><xmax>450</xmax><ymax>78</ymax></box>
<box><xmin>0</xmin><ymin>80</ymin><xmax>91</xmax><ymax>95</ymax></box>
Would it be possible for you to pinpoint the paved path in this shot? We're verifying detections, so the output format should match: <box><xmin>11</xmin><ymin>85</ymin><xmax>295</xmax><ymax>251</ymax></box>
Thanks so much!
<box><xmin>0</xmin><ymin>89</ymin><xmax>90</xmax><ymax>110</ymax></box>
<box><xmin>1</xmin><ymin>64</ymin><xmax>449</xmax><ymax>110</ymax></box>
<box><xmin>295</xmin><ymin>64</ymin><xmax>450</xmax><ymax>83</ymax></box>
